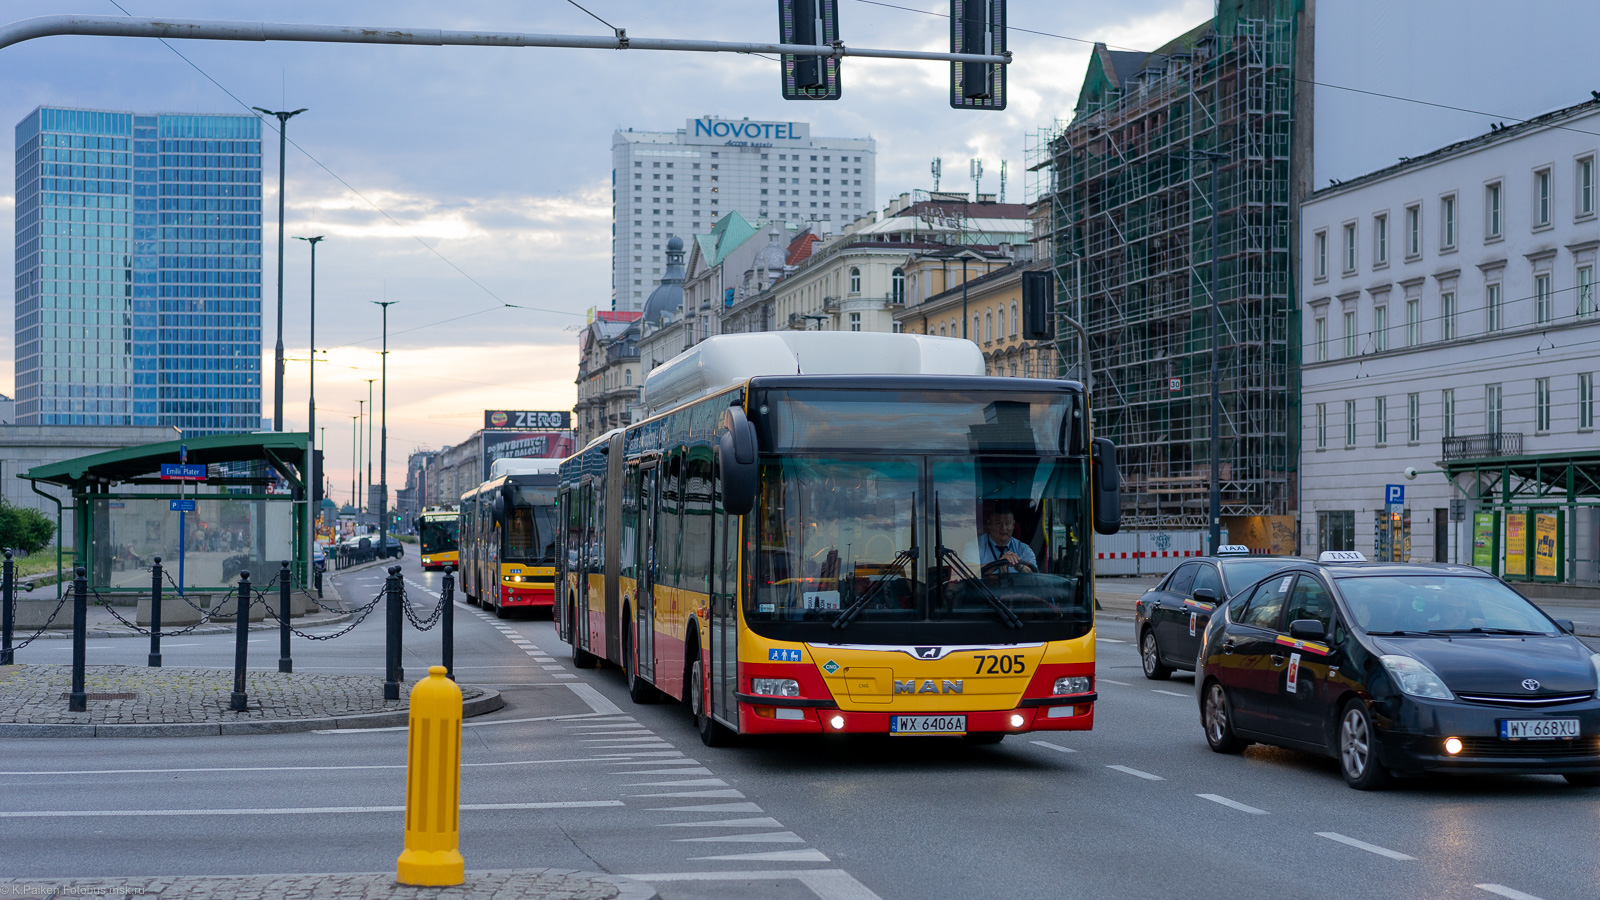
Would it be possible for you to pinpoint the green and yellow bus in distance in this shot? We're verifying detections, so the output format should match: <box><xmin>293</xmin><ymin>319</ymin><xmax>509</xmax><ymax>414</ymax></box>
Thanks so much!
<box><xmin>460</xmin><ymin>459</ymin><xmax>561</xmax><ymax>617</ymax></box>
<box><xmin>417</xmin><ymin>508</ymin><xmax>460</xmax><ymax>571</ymax></box>
<box><xmin>556</xmin><ymin>332</ymin><xmax>1121</xmax><ymax>746</ymax></box>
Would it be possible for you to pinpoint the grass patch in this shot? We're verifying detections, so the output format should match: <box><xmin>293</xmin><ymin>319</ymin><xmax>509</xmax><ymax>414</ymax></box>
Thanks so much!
<box><xmin>11</xmin><ymin>549</ymin><xmax>71</xmax><ymax>580</ymax></box>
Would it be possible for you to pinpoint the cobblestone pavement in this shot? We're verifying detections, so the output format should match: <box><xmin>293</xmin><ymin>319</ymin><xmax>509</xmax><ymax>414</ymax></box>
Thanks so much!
<box><xmin>0</xmin><ymin>869</ymin><xmax>657</xmax><ymax>900</ymax></box>
<box><xmin>0</xmin><ymin>664</ymin><xmax>493</xmax><ymax>728</ymax></box>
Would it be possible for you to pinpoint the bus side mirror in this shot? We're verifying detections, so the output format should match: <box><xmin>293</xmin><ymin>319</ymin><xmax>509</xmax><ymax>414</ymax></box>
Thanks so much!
<box><xmin>719</xmin><ymin>406</ymin><xmax>759</xmax><ymax>516</ymax></box>
<box><xmin>491</xmin><ymin>493</ymin><xmax>506</xmax><ymax>526</ymax></box>
<box><xmin>1092</xmin><ymin>437</ymin><xmax>1121</xmax><ymax>536</ymax></box>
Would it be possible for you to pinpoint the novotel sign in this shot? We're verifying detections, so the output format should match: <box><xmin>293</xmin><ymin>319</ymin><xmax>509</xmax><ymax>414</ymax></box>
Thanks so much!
<box><xmin>689</xmin><ymin>118</ymin><xmax>810</xmax><ymax>142</ymax></box>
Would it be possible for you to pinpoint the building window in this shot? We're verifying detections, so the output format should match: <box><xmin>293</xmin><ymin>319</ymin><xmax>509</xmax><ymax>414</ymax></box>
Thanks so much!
<box><xmin>849</xmin><ymin>312</ymin><xmax>861</xmax><ymax>332</ymax></box>
<box><xmin>1442</xmin><ymin>388</ymin><xmax>1456</xmax><ymax>439</ymax></box>
<box><xmin>1375</xmin><ymin>395</ymin><xmax>1388</xmax><ymax>446</ymax></box>
<box><xmin>1314</xmin><ymin>230</ymin><xmax>1328</xmax><ymax>279</ymax></box>
<box><xmin>1579</xmin><ymin>265</ymin><xmax>1595</xmax><ymax>317</ymax></box>
<box><xmin>1316</xmin><ymin>403</ymin><xmax>1327</xmax><ymax>449</ymax></box>
<box><xmin>1314</xmin><ymin>316</ymin><xmax>1327</xmax><ymax>362</ymax></box>
<box><xmin>1373</xmin><ymin>305</ymin><xmax>1388</xmax><ymax>352</ymax></box>
<box><xmin>1486</xmin><ymin>282</ymin><xmax>1502</xmax><ymax>331</ymax></box>
<box><xmin>1344</xmin><ymin>310</ymin><xmax>1358</xmax><ymax>357</ymax></box>
<box><xmin>1535</xmin><ymin>377</ymin><xmax>1551</xmax><ymax>432</ymax></box>
<box><xmin>1375</xmin><ymin>213</ymin><xmax>1389</xmax><ymax>265</ymax></box>
<box><xmin>1344</xmin><ymin>399</ymin><xmax>1357</xmax><ymax>447</ymax></box>
<box><xmin>1405</xmin><ymin>204</ymin><xmax>1421</xmax><ymax>258</ymax></box>
<box><xmin>891</xmin><ymin>268</ymin><xmax>905</xmax><ymax>303</ymax></box>
<box><xmin>1535</xmin><ymin>167</ymin><xmax>1552</xmax><ymax>228</ymax></box>
<box><xmin>1318</xmin><ymin>510</ymin><xmax>1356</xmax><ymax>553</ymax></box>
<box><xmin>1440</xmin><ymin>194</ymin><xmax>1456</xmax><ymax>249</ymax></box>
<box><xmin>1408</xmin><ymin>392</ymin><xmax>1421</xmax><ymax>442</ymax></box>
<box><xmin>1486</xmin><ymin>181</ymin><xmax>1503</xmax><ymax>238</ymax></box>
<box><xmin>984</xmin><ymin>312</ymin><xmax>993</xmax><ymax>343</ymax></box>
<box><xmin>1406</xmin><ymin>298</ymin><xmax>1420</xmax><ymax>347</ymax></box>
<box><xmin>1343</xmin><ymin>222</ymin><xmax>1357</xmax><ymax>273</ymax></box>
<box><xmin>1535</xmin><ymin>273</ymin><xmax>1553</xmax><ymax>324</ymax></box>
<box><xmin>972</xmin><ymin>315</ymin><xmax>980</xmax><ymax>340</ymax></box>
<box><xmin>848</xmin><ymin>267</ymin><xmax>861</xmax><ymax>295</ymax></box>
<box><xmin>1580</xmin><ymin>156</ymin><xmax>1596</xmax><ymax>219</ymax></box>
<box><xmin>1581</xmin><ymin>373</ymin><xmax>1594</xmax><ymax>430</ymax></box>
<box><xmin>1441</xmin><ymin>291</ymin><xmax>1456</xmax><ymax>341</ymax></box>
<box><xmin>1010</xmin><ymin>301</ymin><xmax>1019</xmax><ymax>337</ymax></box>
<box><xmin>1486</xmin><ymin>383</ymin><xmax>1503</xmax><ymax>434</ymax></box>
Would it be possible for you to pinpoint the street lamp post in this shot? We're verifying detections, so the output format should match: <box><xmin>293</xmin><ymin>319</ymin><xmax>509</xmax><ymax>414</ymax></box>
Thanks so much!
<box><xmin>373</xmin><ymin>302</ymin><xmax>396</xmax><ymax>556</ymax></box>
<box><xmin>355</xmin><ymin>398</ymin><xmax>366</xmax><ymax>515</ymax></box>
<box><xmin>349</xmin><ymin>412</ymin><xmax>359</xmax><ymax>519</ymax></box>
<box><xmin>1183</xmin><ymin>150</ymin><xmax>1228</xmax><ymax>555</ymax></box>
<box><xmin>294</xmin><ymin>234</ymin><xmax>325</xmax><ymax>588</ymax></box>
<box><xmin>363</xmin><ymin>378</ymin><xmax>376</xmax><ymax>517</ymax></box>
<box><xmin>250</xmin><ymin>106</ymin><xmax>307</xmax><ymax>432</ymax></box>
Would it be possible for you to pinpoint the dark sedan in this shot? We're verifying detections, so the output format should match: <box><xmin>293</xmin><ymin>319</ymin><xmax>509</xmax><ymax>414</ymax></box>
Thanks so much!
<box><xmin>1134</xmin><ymin>552</ymin><xmax>1301</xmax><ymax>680</ymax></box>
<box><xmin>1197</xmin><ymin>554</ymin><xmax>1600</xmax><ymax>789</ymax></box>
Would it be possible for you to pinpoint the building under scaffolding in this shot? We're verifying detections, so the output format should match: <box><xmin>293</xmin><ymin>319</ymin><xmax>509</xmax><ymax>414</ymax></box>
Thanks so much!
<box><xmin>1027</xmin><ymin>1</ymin><xmax>1307</xmax><ymax>531</ymax></box>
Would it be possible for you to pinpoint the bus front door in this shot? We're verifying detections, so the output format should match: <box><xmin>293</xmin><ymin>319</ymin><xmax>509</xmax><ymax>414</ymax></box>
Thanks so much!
<box><xmin>637</xmin><ymin>465</ymin><xmax>657</xmax><ymax>683</ymax></box>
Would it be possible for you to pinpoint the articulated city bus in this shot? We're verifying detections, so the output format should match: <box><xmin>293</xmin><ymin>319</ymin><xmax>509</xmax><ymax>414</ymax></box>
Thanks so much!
<box><xmin>556</xmin><ymin>332</ymin><xmax>1121</xmax><ymax>745</ymax></box>
<box><xmin>459</xmin><ymin>459</ymin><xmax>561</xmax><ymax>617</ymax></box>
<box><xmin>416</xmin><ymin>508</ymin><xmax>460</xmax><ymax>571</ymax></box>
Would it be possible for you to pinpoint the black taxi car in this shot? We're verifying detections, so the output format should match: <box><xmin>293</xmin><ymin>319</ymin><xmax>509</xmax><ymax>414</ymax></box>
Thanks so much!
<box><xmin>1197</xmin><ymin>552</ymin><xmax>1600</xmax><ymax>789</ymax></box>
<box><xmin>1133</xmin><ymin>548</ymin><xmax>1301</xmax><ymax>680</ymax></box>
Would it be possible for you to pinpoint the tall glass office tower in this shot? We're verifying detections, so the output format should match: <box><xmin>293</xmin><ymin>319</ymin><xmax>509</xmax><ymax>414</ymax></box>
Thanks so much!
<box><xmin>14</xmin><ymin>106</ymin><xmax>263</xmax><ymax>433</ymax></box>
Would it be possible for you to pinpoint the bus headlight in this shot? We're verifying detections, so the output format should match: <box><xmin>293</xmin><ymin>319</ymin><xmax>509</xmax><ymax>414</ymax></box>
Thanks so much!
<box><xmin>750</xmin><ymin>678</ymin><xmax>801</xmax><ymax>698</ymax></box>
<box><xmin>1054</xmin><ymin>676</ymin><xmax>1092</xmax><ymax>695</ymax></box>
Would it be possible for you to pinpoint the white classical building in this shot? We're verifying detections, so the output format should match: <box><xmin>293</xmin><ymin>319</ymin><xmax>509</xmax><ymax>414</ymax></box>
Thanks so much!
<box><xmin>1300</xmin><ymin>98</ymin><xmax>1600</xmax><ymax>585</ymax></box>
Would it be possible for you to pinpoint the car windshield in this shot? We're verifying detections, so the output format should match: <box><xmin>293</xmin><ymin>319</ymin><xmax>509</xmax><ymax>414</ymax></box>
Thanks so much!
<box><xmin>1220</xmin><ymin>559</ymin><xmax>1301</xmax><ymax>595</ymax></box>
<box><xmin>1339</xmin><ymin>575</ymin><xmax>1560</xmax><ymax>635</ymax></box>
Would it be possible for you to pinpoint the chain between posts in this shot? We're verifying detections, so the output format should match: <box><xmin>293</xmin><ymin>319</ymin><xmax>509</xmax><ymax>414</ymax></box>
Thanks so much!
<box><xmin>259</xmin><ymin>585</ymin><xmax>385</xmax><ymax>642</ymax></box>
<box><xmin>90</xmin><ymin>584</ymin><xmax>239</xmax><ymax>638</ymax></box>
<box><xmin>399</xmin><ymin>581</ymin><xmax>447</xmax><ymax>632</ymax></box>
<box><xmin>7</xmin><ymin>592</ymin><xmax>70</xmax><ymax>650</ymax></box>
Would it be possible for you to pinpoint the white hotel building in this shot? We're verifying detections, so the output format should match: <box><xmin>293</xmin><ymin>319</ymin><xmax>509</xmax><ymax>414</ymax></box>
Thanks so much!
<box><xmin>1300</xmin><ymin>98</ymin><xmax>1600</xmax><ymax>586</ymax></box>
<box><xmin>612</xmin><ymin>117</ymin><xmax>875</xmax><ymax>311</ymax></box>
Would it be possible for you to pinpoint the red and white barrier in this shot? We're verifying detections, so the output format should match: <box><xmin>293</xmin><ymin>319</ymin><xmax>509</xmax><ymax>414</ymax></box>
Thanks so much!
<box><xmin>1092</xmin><ymin>532</ymin><xmax>1210</xmax><ymax>576</ymax></box>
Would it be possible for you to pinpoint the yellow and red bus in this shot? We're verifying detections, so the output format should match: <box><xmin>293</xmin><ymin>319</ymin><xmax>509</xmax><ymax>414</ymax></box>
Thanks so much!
<box><xmin>417</xmin><ymin>508</ymin><xmax>460</xmax><ymax>571</ymax></box>
<box><xmin>556</xmin><ymin>332</ymin><xmax>1121</xmax><ymax>745</ymax></box>
<box><xmin>459</xmin><ymin>459</ymin><xmax>561</xmax><ymax>617</ymax></box>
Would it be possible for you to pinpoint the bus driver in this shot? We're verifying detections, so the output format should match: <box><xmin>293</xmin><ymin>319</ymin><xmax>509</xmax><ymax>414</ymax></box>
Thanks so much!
<box><xmin>969</xmin><ymin>507</ymin><xmax>1037</xmax><ymax>575</ymax></box>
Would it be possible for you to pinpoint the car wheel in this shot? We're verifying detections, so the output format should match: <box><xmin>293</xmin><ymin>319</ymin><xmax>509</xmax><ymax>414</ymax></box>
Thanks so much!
<box><xmin>692</xmin><ymin>657</ymin><xmax>736</xmax><ymax>747</ymax></box>
<box><xmin>1563</xmin><ymin>772</ymin><xmax>1600</xmax><ymax>787</ymax></box>
<box><xmin>1202</xmin><ymin>681</ymin><xmax>1246</xmax><ymax>754</ymax></box>
<box><xmin>1338</xmin><ymin>700</ymin><xmax>1392</xmax><ymax>790</ymax></box>
<box><xmin>1141</xmin><ymin>629</ymin><xmax>1173</xmax><ymax>680</ymax></box>
<box><xmin>625</xmin><ymin>620</ymin><xmax>656</xmax><ymax>704</ymax></box>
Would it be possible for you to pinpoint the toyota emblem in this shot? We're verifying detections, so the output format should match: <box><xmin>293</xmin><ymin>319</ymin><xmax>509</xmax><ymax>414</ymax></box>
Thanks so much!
<box><xmin>1522</xmin><ymin>679</ymin><xmax>1541</xmax><ymax>691</ymax></box>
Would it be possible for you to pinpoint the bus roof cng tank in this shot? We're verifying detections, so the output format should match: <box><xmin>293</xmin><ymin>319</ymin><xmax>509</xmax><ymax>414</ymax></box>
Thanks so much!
<box><xmin>641</xmin><ymin>332</ymin><xmax>986</xmax><ymax>416</ymax></box>
<box><xmin>488</xmin><ymin>457</ymin><xmax>563</xmax><ymax>479</ymax></box>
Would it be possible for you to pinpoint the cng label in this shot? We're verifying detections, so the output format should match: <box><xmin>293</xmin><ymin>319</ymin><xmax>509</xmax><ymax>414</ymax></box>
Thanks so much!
<box><xmin>822</xmin><ymin>659</ymin><xmax>840</xmax><ymax>674</ymax></box>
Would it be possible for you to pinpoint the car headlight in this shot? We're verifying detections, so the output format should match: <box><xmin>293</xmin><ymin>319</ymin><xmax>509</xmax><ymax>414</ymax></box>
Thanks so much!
<box><xmin>750</xmin><ymin>678</ymin><xmax>801</xmax><ymax>698</ymax></box>
<box><xmin>1054</xmin><ymin>676</ymin><xmax>1092</xmax><ymax>695</ymax></box>
<box><xmin>1380</xmin><ymin>654</ymin><xmax>1454</xmax><ymax>700</ymax></box>
<box><xmin>1591</xmin><ymin>654</ymin><xmax>1600</xmax><ymax>690</ymax></box>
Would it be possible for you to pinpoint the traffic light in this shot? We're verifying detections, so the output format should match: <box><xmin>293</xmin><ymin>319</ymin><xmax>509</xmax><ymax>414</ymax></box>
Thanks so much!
<box><xmin>950</xmin><ymin>0</ymin><xmax>1006</xmax><ymax>110</ymax></box>
<box><xmin>1022</xmin><ymin>270</ymin><xmax>1054</xmax><ymax>340</ymax></box>
<box><xmin>780</xmin><ymin>0</ymin><xmax>841</xmax><ymax>100</ymax></box>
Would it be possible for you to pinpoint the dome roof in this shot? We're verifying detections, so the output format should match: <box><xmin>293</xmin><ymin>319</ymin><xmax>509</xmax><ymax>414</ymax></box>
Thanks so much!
<box><xmin>642</xmin><ymin>235</ymin><xmax>687</xmax><ymax>324</ymax></box>
<box><xmin>752</xmin><ymin>231</ymin><xmax>786</xmax><ymax>273</ymax></box>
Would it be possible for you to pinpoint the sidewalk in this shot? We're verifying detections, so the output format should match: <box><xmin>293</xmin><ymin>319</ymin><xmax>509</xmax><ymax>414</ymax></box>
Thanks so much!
<box><xmin>0</xmin><ymin>869</ymin><xmax>658</xmax><ymax>900</ymax></box>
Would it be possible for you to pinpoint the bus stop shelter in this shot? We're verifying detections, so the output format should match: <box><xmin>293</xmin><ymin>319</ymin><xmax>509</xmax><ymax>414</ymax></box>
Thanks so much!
<box><xmin>22</xmin><ymin>432</ymin><xmax>314</xmax><ymax>593</ymax></box>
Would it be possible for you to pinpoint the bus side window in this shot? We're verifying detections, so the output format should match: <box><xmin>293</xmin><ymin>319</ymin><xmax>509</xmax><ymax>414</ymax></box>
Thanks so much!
<box><xmin>659</xmin><ymin>453</ymin><xmax>683</xmax><ymax>590</ymax></box>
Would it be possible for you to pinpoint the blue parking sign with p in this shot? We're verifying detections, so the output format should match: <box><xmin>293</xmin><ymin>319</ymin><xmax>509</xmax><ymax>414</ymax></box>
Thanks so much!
<box><xmin>1385</xmin><ymin>484</ymin><xmax>1405</xmax><ymax>505</ymax></box>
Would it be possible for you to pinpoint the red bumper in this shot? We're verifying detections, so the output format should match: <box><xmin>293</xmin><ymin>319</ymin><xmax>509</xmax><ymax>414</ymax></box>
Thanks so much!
<box><xmin>736</xmin><ymin>701</ymin><xmax>1095</xmax><ymax>735</ymax></box>
<box><xmin>500</xmin><ymin>584</ymin><xmax>555</xmax><ymax>608</ymax></box>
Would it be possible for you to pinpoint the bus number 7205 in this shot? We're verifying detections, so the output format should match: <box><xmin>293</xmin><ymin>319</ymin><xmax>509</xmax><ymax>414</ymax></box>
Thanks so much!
<box><xmin>974</xmin><ymin>654</ymin><xmax>1027</xmax><ymax>675</ymax></box>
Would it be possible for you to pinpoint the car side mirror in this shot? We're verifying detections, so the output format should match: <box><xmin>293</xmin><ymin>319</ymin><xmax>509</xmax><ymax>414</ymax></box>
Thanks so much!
<box><xmin>1288</xmin><ymin>619</ymin><xmax>1326</xmax><ymax>641</ymax></box>
<box><xmin>1192</xmin><ymin>587</ymin><xmax>1218</xmax><ymax>604</ymax></box>
<box><xmin>1555</xmin><ymin>618</ymin><xmax>1576</xmax><ymax>634</ymax></box>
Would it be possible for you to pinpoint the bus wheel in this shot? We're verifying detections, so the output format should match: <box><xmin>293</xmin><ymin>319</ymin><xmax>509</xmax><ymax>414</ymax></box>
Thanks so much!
<box><xmin>493</xmin><ymin>593</ymin><xmax>509</xmax><ymax>618</ymax></box>
<box><xmin>624</xmin><ymin>619</ymin><xmax>656</xmax><ymax>704</ymax></box>
<box><xmin>691</xmin><ymin>657</ymin><xmax>736</xmax><ymax>747</ymax></box>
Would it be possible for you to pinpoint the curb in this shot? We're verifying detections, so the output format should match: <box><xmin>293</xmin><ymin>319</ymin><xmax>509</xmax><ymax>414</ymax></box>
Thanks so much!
<box><xmin>0</xmin><ymin>869</ymin><xmax>659</xmax><ymax>900</ymax></box>
<box><xmin>0</xmin><ymin>687</ymin><xmax>505</xmax><ymax>738</ymax></box>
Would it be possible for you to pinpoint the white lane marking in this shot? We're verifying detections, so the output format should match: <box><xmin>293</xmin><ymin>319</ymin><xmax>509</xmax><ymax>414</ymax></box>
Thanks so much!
<box><xmin>1476</xmin><ymin>885</ymin><xmax>1547</xmax><ymax>900</ymax></box>
<box><xmin>566</xmin><ymin>681</ymin><xmax>622</xmax><ymax>714</ymax></box>
<box><xmin>647</xmin><ymin>803</ymin><xmax>765</xmax><ymax>813</ymax></box>
<box><xmin>1152</xmin><ymin>689</ymin><xmax>1188</xmax><ymax>697</ymax></box>
<box><xmin>542</xmin><ymin>666</ymin><xmax>567</xmax><ymax>671</ymax></box>
<box><xmin>675</xmin><ymin>831</ymin><xmax>804</xmax><ymax>844</ymax></box>
<box><xmin>616</xmin><ymin>767</ymin><xmax>715</xmax><ymax>776</ymax></box>
<box><xmin>1106</xmin><ymin>765</ymin><xmax>1164</xmax><ymax>781</ymax></box>
<box><xmin>1315</xmin><ymin>832</ymin><xmax>1415</xmax><ymax>861</ymax></box>
<box><xmin>554</xmin><ymin>674</ymin><xmax>577</xmax><ymax>679</ymax></box>
<box><xmin>628</xmin><ymin>778</ymin><xmax>727</xmax><ymax>787</ymax></box>
<box><xmin>0</xmin><ymin>756</ymin><xmax>641</xmax><ymax>777</ymax></box>
<box><xmin>313</xmin><ymin>711</ymin><xmax>618</xmax><ymax>734</ymax></box>
<box><xmin>573</xmin><ymin>729</ymin><xmax>655</xmax><ymax>735</ymax></box>
<box><xmin>1197</xmin><ymin>794</ymin><xmax>1266</xmax><ymax>814</ymax></box>
<box><xmin>1030</xmin><ymin>741</ymin><xmax>1077</xmax><ymax>754</ymax></box>
<box><xmin>0</xmin><ymin>801</ymin><xmax>624</xmax><ymax>818</ymax></box>
<box><xmin>612</xmin><ymin>759</ymin><xmax>702</xmax><ymax>766</ymax></box>
<box><xmin>1098</xmin><ymin>678</ymin><xmax>1132</xmax><ymax>686</ymax></box>
<box><xmin>660</xmin><ymin>817</ymin><xmax>784</xmax><ymax>828</ymax></box>
<box><xmin>628</xmin><ymin>789</ymin><xmax>745</xmax><ymax>798</ymax></box>
<box><xmin>684</xmin><ymin>850</ymin><xmax>831</xmax><ymax>863</ymax></box>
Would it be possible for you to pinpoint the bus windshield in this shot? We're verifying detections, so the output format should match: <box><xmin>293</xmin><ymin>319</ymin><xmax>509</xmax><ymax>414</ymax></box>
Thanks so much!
<box><xmin>419</xmin><ymin>517</ymin><xmax>458</xmax><ymax>555</ymax></box>
<box><xmin>507</xmin><ymin>487</ymin><xmax>559</xmax><ymax>564</ymax></box>
<box><xmin>748</xmin><ymin>455</ymin><xmax>1090</xmax><ymax>643</ymax></box>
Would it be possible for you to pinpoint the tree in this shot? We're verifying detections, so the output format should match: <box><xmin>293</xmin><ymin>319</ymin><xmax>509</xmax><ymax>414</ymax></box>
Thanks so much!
<box><xmin>0</xmin><ymin>503</ymin><xmax>56</xmax><ymax>555</ymax></box>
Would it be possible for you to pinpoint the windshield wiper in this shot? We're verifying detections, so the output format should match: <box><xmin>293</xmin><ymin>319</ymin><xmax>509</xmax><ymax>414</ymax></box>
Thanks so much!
<box><xmin>1426</xmin><ymin>627</ymin><xmax>1548</xmax><ymax>636</ymax></box>
<box><xmin>1365</xmin><ymin>630</ymin><xmax>1439</xmax><ymax>637</ymax></box>
<box><xmin>937</xmin><ymin>545</ymin><xmax>1024</xmax><ymax>629</ymax></box>
<box><xmin>832</xmin><ymin>545</ymin><xmax>917</xmax><ymax>630</ymax></box>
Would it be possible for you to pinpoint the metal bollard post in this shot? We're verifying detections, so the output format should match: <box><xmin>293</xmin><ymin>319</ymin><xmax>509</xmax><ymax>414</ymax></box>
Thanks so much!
<box><xmin>396</xmin><ymin>665</ymin><xmax>465</xmax><ymax>886</ymax></box>
<box><xmin>278</xmin><ymin>560</ymin><xmax>293</xmax><ymax>674</ymax></box>
<box><xmin>148</xmin><ymin>557</ymin><xmax>163</xmax><ymax>668</ymax></box>
<box><xmin>315</xmin><ymin>566</ymin><xmax>324</xmax><ymax>599</ymax></box>
<box><xmin>441</xmin><ymin>567</ymin><xmax>455</xmax><ymax>682</ymax></box>
<box><xmin>384</xmin><ymin>566</ymin><xmax>404</xmax><ymax>701</ymax></box>
<box><xmin>69</xmin><ymin>567</ymin><xmax>87</xmax><ymax>712</ymax></box>
<box><xmin>231</xmin><ymin>570</ymin><xmax>251</xmax><ymax>712</ymax></box>
<box><xmin>2</xmin><ymin>549</ymin><xmax>14</xmax><ymax>666</ymax></box>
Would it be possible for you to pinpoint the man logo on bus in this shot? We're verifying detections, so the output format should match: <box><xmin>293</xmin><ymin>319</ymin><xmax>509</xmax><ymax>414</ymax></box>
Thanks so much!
<box><xmin>895</xmin><ymin>679</ymin><xmax>963</xmax><ymax>694</ymax></box>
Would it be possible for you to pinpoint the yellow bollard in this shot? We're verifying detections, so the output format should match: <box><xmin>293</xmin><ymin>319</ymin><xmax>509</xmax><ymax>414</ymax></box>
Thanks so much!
<box><xmin>396</xmin><ymin>665</ymin><xmax>465</xmax><ymax>886</ymax></box>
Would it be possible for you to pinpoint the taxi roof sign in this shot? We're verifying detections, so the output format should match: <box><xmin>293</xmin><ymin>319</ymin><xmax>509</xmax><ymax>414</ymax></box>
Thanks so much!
<box><xmin>1216</xmin><ymin>545</ymin><xmax>1252</xmax><ymax>556</ymax></box>
<box><xmin>1318</xmin><ymin>550</ymin><xmax>1368</xmax><ymax>563</ymax></box>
